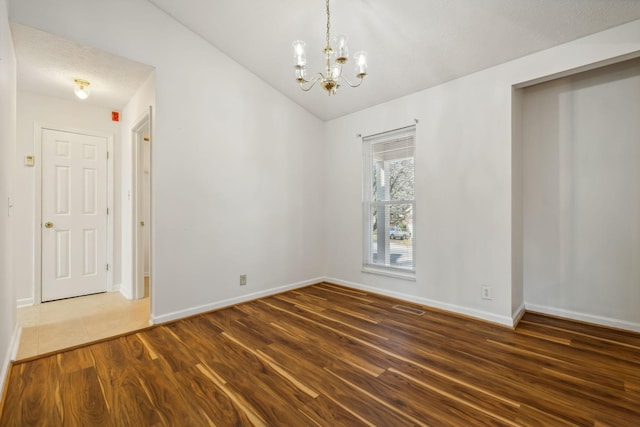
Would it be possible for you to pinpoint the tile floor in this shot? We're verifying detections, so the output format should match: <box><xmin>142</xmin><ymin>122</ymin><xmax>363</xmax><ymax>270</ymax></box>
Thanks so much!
<box><xmin>16</xmin><ymin>291</ymin><xmax>150</xmax><ymax>360</ymax></box>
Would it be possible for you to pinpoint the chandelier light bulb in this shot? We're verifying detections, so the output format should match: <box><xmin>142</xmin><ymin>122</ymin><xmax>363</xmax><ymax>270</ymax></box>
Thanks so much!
<box><xmin>331</xmin><ymin>62</ymin><xmax>342</xmax><ymax>79</ymax></box>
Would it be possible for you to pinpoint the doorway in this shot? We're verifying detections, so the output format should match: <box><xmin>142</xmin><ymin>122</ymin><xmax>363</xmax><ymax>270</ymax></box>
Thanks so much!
<box><xmin>132</xmin><ymin>111</ymin><xmax>152</xmax><ymax>300</ymax></box>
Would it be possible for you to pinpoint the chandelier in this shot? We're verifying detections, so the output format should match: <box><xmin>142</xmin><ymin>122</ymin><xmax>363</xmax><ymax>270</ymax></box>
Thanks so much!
<box><xmin>292</xmin><ymin>0</ymin><xmax>368</xmax><ymax>95</ymax></box>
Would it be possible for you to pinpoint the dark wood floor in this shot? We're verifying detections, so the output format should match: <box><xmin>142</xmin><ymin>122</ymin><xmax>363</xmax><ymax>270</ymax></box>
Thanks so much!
<box><xmin>1</xmin><ymin>282</ymin><xmax>639</xmax><ymax>426</ymax></box>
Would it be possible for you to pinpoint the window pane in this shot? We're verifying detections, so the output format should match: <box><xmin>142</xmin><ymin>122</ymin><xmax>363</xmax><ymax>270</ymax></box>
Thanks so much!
<box><xmin>367</xmin><ymin>202</ymin><xmax>414</xmax><ymax>270</ymax></box>
<box><xmin>363</xmin><ymin>126</ymin><xmax>415</xmax><ymax>274</ymax></box>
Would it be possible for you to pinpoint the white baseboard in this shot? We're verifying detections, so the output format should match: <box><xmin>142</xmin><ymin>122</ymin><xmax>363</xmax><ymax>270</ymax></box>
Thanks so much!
<box><xmin>324</xmin><ymin>277</ymin><xmax>516</xmax><ymax>327</ymax></box>
<box><xmin>119</xmin><ymin>284</ymin><xmax>133</xmax><ymax>300</ymax></box>
<box><xmin>16</xmin><ymin>297</ymin><xmax>34</xmax><ymax>308</ymax></box>
<box><xmin>0</xmin><ymin>324</ymin><xmax>21</xmax><ymax>404</ymax></box>
<box><xmin>111</xmin><ymin>282</ymin><xmax>121</xmax><ymax>293</ymax></box>
<box><xmin>512</xmin><ymin>302</ymin><xmax>526</xmax><ymax>327</ymax></box>
<box><xmin>151</xmin><ymin>277</ymin><xmax>324</xmax><ymax>325</ymax></box>
<box><xmin>524</xmin><ymin>303</ymin><xmax>640</xmax><ymax>333</ymax></box>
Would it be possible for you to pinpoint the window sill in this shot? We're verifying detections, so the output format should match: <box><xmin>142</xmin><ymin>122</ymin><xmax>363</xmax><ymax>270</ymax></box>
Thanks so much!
<box><xmin>362</xmin><ymin>266</ymin><xmax>416</xmax><ymax>281</ymax></box>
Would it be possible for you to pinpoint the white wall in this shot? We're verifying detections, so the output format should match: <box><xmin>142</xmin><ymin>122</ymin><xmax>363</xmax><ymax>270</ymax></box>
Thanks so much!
<box><xmin>522</xmin><ymin>59</ymin><xmax>640</xmax><ymax>331</ymax></box>
<box><xmin>324</xmin><ymin>76</ymin><xmax>516</xmax><ymax>325</ymax></box>
<box><xmin>14</xmin><ymin>92</ymin><xmax>121</xmax><ymax>305</ymax></box>
<box><xmin>0</xmin><ymin>0</ymin><xmax>17</xmax><ymax>402</ymax></box>
<box><xmin>324</xmin><ymin>19</ymin><xmax>640</xmax><ymax>326</ymax></box>
<box><xmin>9</xmin><ymin>0</ymin><xmax>326</xmax><ymax>323</ymax></box>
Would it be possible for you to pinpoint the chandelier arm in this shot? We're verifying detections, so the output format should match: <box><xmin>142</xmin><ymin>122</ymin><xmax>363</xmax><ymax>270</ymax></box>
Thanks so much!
<box><xmin>298</xmin><ymin>73</ymin><xmax>325</xmax><ymax>92</ymax></box>
<box><xmin>338</xmin><ymin>75</ymin><xmax>365</xmax><ymax>88</ymax></box>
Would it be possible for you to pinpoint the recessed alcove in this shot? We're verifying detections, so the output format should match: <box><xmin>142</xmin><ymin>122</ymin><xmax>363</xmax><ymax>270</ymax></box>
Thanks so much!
<box><xmin>515</xmin><ymin>58</ymin><xmax>640</xmax><ymax>331</ymax></box>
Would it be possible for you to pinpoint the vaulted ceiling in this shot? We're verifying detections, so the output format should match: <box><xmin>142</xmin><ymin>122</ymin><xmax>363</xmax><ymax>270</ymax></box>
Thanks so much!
<box><xmin>148</xmin><ymin>0</ymin><xmax>640</xmax><ymax>120</ymax></box>
<box><xmin>11</xmin><ymin>0</ymin><xmax>640</xmax><ymax>120</ymax></box>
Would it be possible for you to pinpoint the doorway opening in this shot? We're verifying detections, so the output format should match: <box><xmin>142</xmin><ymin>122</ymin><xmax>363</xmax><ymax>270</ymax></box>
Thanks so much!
<box><xmin>132</xmin><ymin>110</ymin><xmax>152</xmax><ymax>301</ymax></box>
<box><xmin>12</xmin><ymin>23</ymin><xmax>156</xmax><ymax>358</ymax></box>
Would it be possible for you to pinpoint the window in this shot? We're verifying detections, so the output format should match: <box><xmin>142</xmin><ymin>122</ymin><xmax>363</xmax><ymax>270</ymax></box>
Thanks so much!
<box><xmin>363</xmin><ymin>126</ymin><xmax>415</xmax><ymax>277</ymax></box>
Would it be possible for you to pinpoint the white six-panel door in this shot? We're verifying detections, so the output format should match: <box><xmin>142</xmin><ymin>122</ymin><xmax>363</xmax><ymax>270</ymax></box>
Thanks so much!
<box><xmin>41</xmin><ymin>129</ymin><xmax>108</xmax><ymax>302</ymax></box>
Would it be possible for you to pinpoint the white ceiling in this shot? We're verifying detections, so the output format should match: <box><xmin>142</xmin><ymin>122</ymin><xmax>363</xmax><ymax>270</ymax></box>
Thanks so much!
<box><xmin>10</xmin><ymin>1</ymin><xmax>640</xmax><ymax>120</ymax></box>
<box><xmin>148</xmin><ymin>0</ymin><xmax>640</xmax><ymax>120</ymax></box>
<box><xmin>10</xmin><ymin>23</ymin><xmax>154</xmax><ymax>110</ymax></box>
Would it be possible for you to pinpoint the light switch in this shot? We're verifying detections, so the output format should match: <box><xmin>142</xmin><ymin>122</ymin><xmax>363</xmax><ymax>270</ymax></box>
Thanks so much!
<box><xmin>24</xmin><ymin>155</ymin><xmax>34</xmax><ymax>166</ymax></box>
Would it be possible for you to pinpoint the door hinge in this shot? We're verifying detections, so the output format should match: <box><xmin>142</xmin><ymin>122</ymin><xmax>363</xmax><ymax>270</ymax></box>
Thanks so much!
<box><xmin>106</xmin><ymin>207</ymin><xmax>110</xmax><ymax>215</ymax></box>
<box><xmin>106</xmin><ymin>264</ymin><xmax>110</xmax><ymax>271</ymax></box>
<box><xmin>107</xmin><ymin>151</ymin><xmax>110</xmax><ymax>159</ymax></box>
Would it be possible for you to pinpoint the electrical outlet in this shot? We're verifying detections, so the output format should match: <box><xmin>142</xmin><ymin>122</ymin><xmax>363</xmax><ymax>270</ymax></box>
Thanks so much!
<box><xmin>240</xmin><ymin>274</ymin><xmax>247</xmax><ymax>286</ymax></box>
<box><xmin>481</xmin><ymin>285</ymin><xmax>492</xmax><ymax>300</ymax></box>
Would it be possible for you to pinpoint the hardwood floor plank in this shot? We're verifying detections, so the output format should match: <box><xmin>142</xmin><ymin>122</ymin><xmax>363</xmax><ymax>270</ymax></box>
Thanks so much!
<box><xmin>136</xmin><ymin>359</ymin><xmax>212</xmax><ymax>426</ymax></box>
<box><xmin>489</xmin><ymin>331</ymin><xmax>640</xmax><ymax>382</ymax></box>
<box><xmin>1</xmin><ymin>357</ymin><xmax>63</xmax><ymax>426</ymax></box>
<box><xmin>189</xmin><ymin>363</ymin><xmax>263</xmax><ymax>426</ymax></box>
<box><xmin>523</xmin><ymin>312</ymin><xmax>640</xmax><ymax>347</ymax></box>
<box><xmin>278</xmin><ymin>299</ymin><xmax>389</xmax><ymax>340</ymax></box>
<box><xmin>56</xmin><ymin>347</ymin><xmax>94</xmax><ymax>375</ymax></box>
<box><xmin>139</xmin><ymin>326</ymin><xmax>200</xmax><ymax>373</ymax></box>
<box><xmin>2</xmin><ymin>283</ymin><xmax>640</xmax><ymax>426</ymax></box>
<box><xmin>323</xmin><ymin>367</ymin><xmax>431</xmax><ymax>427</ymax></box>
<box><xmin>256</xmin><ymin>303</ymin><xmax>390</xmax><ymax>376</ymax></box>
<box><xmin>108</xmin><ymin>366</ymin><xmax>164</xmax><ymax>426</ymax></box>
<box><xmin>514</xmin><ymin>404</ymin><xmax>582</xmax><ymax>427</ymax></box>
<box><xmin>172</xmin><ymin>327</ymin><xmax>316</xmax><ymax>426</ymax></box>
<box><xmin>59</xmin><ymin>366</ymin><xmax>109</xmax><ymax>426</ymax></box>
<box><xmin>329</xmin><ymin>305</ymin><xmax>380</xmax><ymax>324</ymax></box>
<box><xmin>318</xmin><ymin>282</ymin><xmax>370</xmax><ymax>296</ymax></box>
<box><xmin>90</xmin><ymin>341</ymin><xmax>163</xmax><ymax>426</ymax></box>
<box><xmin>383</xmin><ymin>368</ymin><xmax>519</xmax><ymax>426</ymax></box>
<box><xmin>297</xmin><ymin>394</ymin><xmax>373</xmax><ymax>427</ymax></box>
<box><xmin>306</xmin><ymin>285</ymin><xmax>375</xmax><ymax>303</ymax></box>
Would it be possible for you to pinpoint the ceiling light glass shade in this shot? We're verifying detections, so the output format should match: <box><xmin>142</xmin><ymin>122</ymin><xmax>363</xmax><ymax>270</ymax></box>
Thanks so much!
<box><xmin>292</xmin><ymin>40</ymin><xmax>307</xmax><ymax>68</ymax></box>
<box><xmin>334</xmin><ymin>34</ymin><xmax>348</xmax><ymax>62</ymax></box>
<box><xmin>73</xmin><ymin>79</ymin><xmax>91</xmax><ymax>100</ymax></box>
<box><xmin>354</xmin><ymin>51</ymin><xmax>368</xmax><ymax>77</ymax></box>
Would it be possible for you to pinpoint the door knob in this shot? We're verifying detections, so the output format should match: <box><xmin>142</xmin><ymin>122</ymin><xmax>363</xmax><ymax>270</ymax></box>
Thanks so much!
<box><xmin>44</xmin><ymin>222</ymin><xmax>54</xmax><ymax>228</ymax></box>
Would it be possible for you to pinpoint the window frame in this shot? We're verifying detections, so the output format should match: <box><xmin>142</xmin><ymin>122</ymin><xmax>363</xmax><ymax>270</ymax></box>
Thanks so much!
<box><xmin>362</xmin><ymin>125</ymin><xmax>416</xmax><ymax>280</ymax></box>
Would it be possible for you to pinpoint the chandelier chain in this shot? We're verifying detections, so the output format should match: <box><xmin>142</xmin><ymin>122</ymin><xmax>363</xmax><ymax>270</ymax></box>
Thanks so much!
<box><xmin>325</xmin><ymin>0</ymin><xmax>331</xmax><ymax>49</ymax></box>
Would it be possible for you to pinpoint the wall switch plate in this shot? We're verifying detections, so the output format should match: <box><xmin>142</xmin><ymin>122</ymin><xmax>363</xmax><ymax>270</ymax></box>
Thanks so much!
<box><xmin>24</xmin><ymin>155</ymin><xmax>34</xmax><ymax>166</ymax></box>
<box><xmin>481</xmin><ymin>285</ymin><xmax>492</xmax><ymax>300</ymax></box>
<box><xmin>240</xmin><ymin>274</ymin><xmax>247</xmax><ymax>286</ymax></box>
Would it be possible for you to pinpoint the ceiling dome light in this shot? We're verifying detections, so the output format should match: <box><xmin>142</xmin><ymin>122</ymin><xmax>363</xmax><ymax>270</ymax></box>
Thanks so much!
<box><xmin>73</xmin><ymin>78</ymin><xmax>91</xmax><ymax>100</ymax></box>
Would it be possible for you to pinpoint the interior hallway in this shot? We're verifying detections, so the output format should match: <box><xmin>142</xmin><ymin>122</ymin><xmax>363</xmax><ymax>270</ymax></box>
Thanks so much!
<box><xmin>15</xmin><ymin>279</ymin><xmax>150</xmax><ymax>360</ymax></box>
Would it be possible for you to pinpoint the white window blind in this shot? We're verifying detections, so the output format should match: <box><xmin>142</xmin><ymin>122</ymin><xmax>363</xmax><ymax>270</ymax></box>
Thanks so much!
<box><xmin>363</xmin><ymin>126</ymin><xmax>415</xmax><ymax>275</ymax></box>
